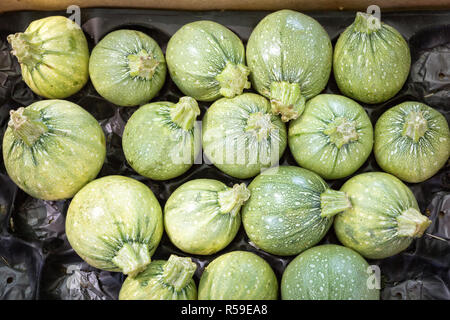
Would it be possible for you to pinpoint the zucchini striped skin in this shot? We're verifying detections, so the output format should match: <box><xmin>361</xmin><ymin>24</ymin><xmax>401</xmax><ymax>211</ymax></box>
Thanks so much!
<box><xmin>66</xmin><ymin>176</ymin><xmax>163</xmax><ymax>275</ymax></box>
<box><xmin>198</xmin><ymin>251</ymin><xmax>278</xmax><ymax>300</ymax></box>
<box><xmin>8</xmin><ymin>16</ymin><xmax>89</xmax><ymax>99</ymax></box>
<box><xmin>119</xmin><ymin>256</ymin><xmax>197</xmax><ymax>300</ymax></box>
<box><xmin>246</xmin><ymin>10</ymin><xmax>332</xmax><ymax>118</ymax></box>
<box><xmin>288</xmin><ymin>94</ymin><xmax>373</xmax><ymax>180</ymax></box>
<box><xmin>242</xmin><ymin>166</ymin><xmax>334</xmax><ymax>256</ymax></box>
<box><xmin>2</xmin><ymin>100</ymin><xmax>106</xmax><ymax>200</ymax></box>
<box><xmin>166</xmin><ymin>20</ymin><xmax>249</xmax><ymax>101</ymax></box>
<box><xmin>281</xmin><ymin>244</ymin><xmax>380</xmax><ymax>300</ymax></box>
<box><xmin>164</xmin><ymin>179</ymin><xmax>248</xmax><ymax>255</ymax></box>
<box><xmin>89</xmin><ymin>30</ymin><xmax>166</xmax><ymax>107</ymax></box>
<box><xmin>333</xmin><ymin>12</ymin><xmax>411</xmax><ymax>104</ymax></box>
<box><xmin>202</xmin><ymin>93</ymin><xmax>287</xmax><ymax>179</ymax></box>
<box><xmin>334</xmin><ymin>172</ymin><xmax>431</xmax><ymax>259</ymax></box>
<box><xmin>374</xmin><ymin>102</ymin><xmax>450</xmax><ymax>183</ymax></box>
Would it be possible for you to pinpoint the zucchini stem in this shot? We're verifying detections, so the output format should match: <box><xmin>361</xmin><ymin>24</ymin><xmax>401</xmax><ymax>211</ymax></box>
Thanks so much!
<box><xmin>353</xmin><ymin>12</ymin><xmax>382</xmax><ymax>33</ymax></box>
<box><xmin>128</xmin><ymin>49</ymin><xmax>160</xmax><ymax>80</ymax></box>
<box><xmin>323</xmin><ymin>117</ymin><xmax>359</xmax><ymax>149</ymax></box>
<box><xmin>161</xmin><ymin>255</ymin><xmax>197</xmax><ymax>291</ymax></box>
<box><xmin>8</xmin><ymin>107</ymin><xmax>48</xmax><ymax>146</ymax></box>
<box><xmin>245</xmin><ymin>112</ymin><xmax>275</xmax><ymax>141</ymax></box>
<box><xmin>320</xmin><ymin>189</ymin><xmax>352</xmax><ymax>218</ymax></box>
<box><xmin>397</xmin><ymin>208</ymin><xmax>431</xmax><ymax>238</ymax></box>
<box><xmin>218</xmin><ymin>183</ymin><xmax>251</xmax><ymax>217</ymax></box>
<box><xmin>269</xmin><ymin>81</ymin><xmax>305</xmax><ymax>122</ymax></box>
<box><xmin>216</xmin><ymin>61</ymin><xmax>251</xmax><ymax>98</ymax></box>
<box><xmin>112</xmin><ymin>242</ymin><xmax>151</xmax><ymax>278</ymax></box>
<box><xmin>7</xmin><ymin>32</ymin><xmax>42</xmax><ymax>67</ymax></box>
<box><xmin>402</xmin><ymin>111</ymin><xmax>428</xmax><ymax>143</ymax></box>
<box><xmin>170</xmin><ymin>96</ymin><xmax>201</xmax><ymax>131</ymax></box>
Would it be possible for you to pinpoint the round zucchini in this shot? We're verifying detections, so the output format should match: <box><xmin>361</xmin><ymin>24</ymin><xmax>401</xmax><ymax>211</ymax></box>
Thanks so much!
<box><xmin>7</xmin><ymin>16</ymin><xmax>89</xmax><ymax>99</ymax></box>
<box><xmin>119</xmin><ymin>255</ymin><xmax>197</xmax><ymax>300</ymax></box>
<box><xmin>282</xmin><ymin>244</ymin><xmax>380</xmax><ymax>300</ymax></box>
<box><xmin>374</xmin><ymin>101</ymin><xmax>450</xmax><ymax>183</ymax></box>
<box><xmin>202</xmin><ymin>93</ymin><xmax>287</xmax><ymax>179</ymax></box>
<box><xmin>334</xmin><ymin>172</ymin><xmax>432</xmax><ymax>259</ymax></box>
<box><xmin>198</xmin><ymin>251</ymin><xmax>278</xmax><ymax>300</ymax></box>
<box><xmin>333</xmin><ymin>12</ymin><xmax>411</xmax><ymax>104</ymax></box>
<box><xmin>164</xmin><ymin>179</ymin><xmax>250</xmax><ymax>255</ymax></box>
<box><xmin>288</xmin><ymin>94</ymin><xmax>373</xmax><ymax>179</ymax></box>
<box><xmin>122</xmin><ymin>96</ymin><xmax>201</xmax><ymax>180</ymax></box>
<box><xmin>166</xmin><ymin>20</ymin><xmax>250</xmax><ymax>101</ymax></box>
<box><xmin>89</xmin><ymin>29</ymin><xmax>166</xmax><ymax>106</ymax></box>
<box><xmin>2</xmin><ymin>100</ymin><xmax>106</xmax><ymax>200</ymax></box>
<box><xmin>242</xmin><ymin>166</ymin><xmax>352</xmax><ymax>256</ymax></box>
<box><xmin>246</xmin><ymin>9</ymin><xmax>332</xmax><ymax>121</ymax></box>
<box><xmin>66</xmin><ymin>175</ymin><xmax>164</xmax><ymax>277</ymax></box>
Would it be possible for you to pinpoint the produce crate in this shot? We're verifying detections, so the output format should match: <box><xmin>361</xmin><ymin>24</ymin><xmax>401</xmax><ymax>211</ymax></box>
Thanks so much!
<box><xmin>0</xmin><ymin>1</ymin><xmax>449</xmax><ymax>301</ymax></box>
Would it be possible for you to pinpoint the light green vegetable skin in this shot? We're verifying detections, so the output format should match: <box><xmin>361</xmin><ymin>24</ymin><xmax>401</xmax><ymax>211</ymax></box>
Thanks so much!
<box><xmin>198</xmin><ymin>251</ymin><xmax>278</xmax><ymax>300</ymax></box>
<box><xmin>333</xmin><ymin>12</ymin><xmax>411</xmax><ymax>104</ymax></box>
<box><xmin>7</xmin><ymin>16</ymin><xmax>90</xmax><ymax>99</ymax></box>
<box><xmin>242</xmin><ymin>166</ymin><xmax>352</xmax><ymax>256</ymax></box>
<box><xmin>164</xmin><ymin>179</ymin><xmax>250</xmax><ymax>255</ymax></box>
<box><xmin>66</xmin><ymin>175</ymin><xmax>163</xmax><ymax>277</ymax></box>
<box><xmin>281</xmin><ymin>244</ymin><xmax>380</xmax><ymax>300</ymax></box>
<box><xmin>374</xmin><ymin>101</ymin><xmax>450</xmax><ymax>183</ymax></box>
<box><xmin>202</xmin><ymin>93</ymin><xmax>287</xmax><ymax>179</ymax></box>
<box><xmin>119</xmin><ymin>255</ymin><xmax>197</xmax><ymax>300</ymax></box>
<box><xmin>89</xmin><ymin>29</ymin><xmax>167</xmax><ymax>106</ymax></box>
<box><xmin>2</xmin><ymin>100</ymin><xmax>106</xmax><ymax>200</ymax></box>
<box><xmin>289</xmin><ymin>94</ymin><xmax>373</xmax><ymax>179</ymax></box>
<box><xmin>334</xmin><ymin>172</ymin><xmax>432</xmax><ymax>259</ymax></box>
<box><xmin>123</xmin><ymin>96</ymin><xmax>201</xmax><ymax>180</ymax></box>
<box><xmin>166</xmin><ymin>20</ymin><xmax>250</xmax><ymax>101</ymax></box>
<box><xmin>246</xmin><ymin>9</ymin><xmax>332</xmax><ymax>122</ymax></box>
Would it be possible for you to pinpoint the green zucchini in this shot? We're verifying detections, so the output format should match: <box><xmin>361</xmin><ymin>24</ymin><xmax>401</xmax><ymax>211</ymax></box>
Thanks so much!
<box><xmin>122</xmin><ymin>96</ymin><xmax>201</xmax><ymax>180</ymax></box>
<box><xmin>198</xmin><ymin>251</ymin><xmax>278</xmax><ymax>300</ymax></box>
<box><xmin>166</xmin><ymin>20</ymin><xmax>250</xmax><ymax>101</ymax></box>
<box><xmin>246</xmin><ymin>9</ymin><xmax>332</xmax><ymax>121</ymax></box>
<box><xmin>374</xmin><ymin>101</ymin><xmax>450</xmax><ymax>183</ymax></box>
<box><xmin>119</xmin><ymin>255</ymin><xmax>197</xmax><ymax>300</ymax></box>
<box><xmin>334</xmin><ymin>172</ymin><xmax>432</xmax><ymax>259</ymax></box>
<box><xmin>2</xmin><ymin>100</ymin><xmax>106</xmax><ymax>200</ymax></box>
<box><xmin>89</xmin><ymin>29</ymin><xmax>166</xmax><ymax>106</ymax></box>
<box><xmin>333</xmin><ymin>12</ymin><xmax>411</xmax><ymax>104</ymax></box>
<box><xmin>289</xmin><ymin>94</ymin><xmax>373</xmax><ymax>179</ymax></box>
<box><xmin>164</xmin><ymin>179</ymin><xmax>250</xmax><ymax>255</ymax></box>
<box><xmin>66</xmin><ymin>175</ymin><xmax>163</xmax><ymax>277</ymax></box>
<box><xmin>7</xmin><ymin>16</ymin><xmax>90</xmax><ymax>99</ymax></box>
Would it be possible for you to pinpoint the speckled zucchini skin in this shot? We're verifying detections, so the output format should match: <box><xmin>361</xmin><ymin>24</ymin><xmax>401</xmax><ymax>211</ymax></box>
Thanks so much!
<box><xmin>202</xmin><ymin>93</ymin><xmax>287</xmax><ymax>179</ymax></box>
<box><xmin>241</xmin><ymin>166</ymin><xmax>333</xmax><ymax>256</ymax></box>
<box><xmin>281</xmin><ymin>244</ymin><xmax>380</xmax><ymax>300</ymax></box>
<box><xmin>66</xmin><ymin>176</ymin><xmax>163</xmax><ymax>274</ymax></box>
<box><xmin>374</xmin><ymin>102</ymin><xmax>450</xmax><ymax>183</ymax></box>
<box><xmin>333</xmin><ymin>12</ymin><xmax>411</xmax><ymax>104</ymax></box>
<box><xmin>119</xmin><ymin>258</ymin><xmax>197</xmax><ymax>300</ymax></box>
<box><xmin>2</xmin><ymin>100</ymin><xmax>106</xmax><ymax>200</ymax></box>
<box><xmin>334</xmin><ymin>172</ymin><xmax>430</xmax><ymax>259</ymax></box>
<box><xmin>7</xmin><ymin>16</ymin><xmax>89</xmax><ymax>99</ymax></box>
<box><xmin>198</xmin><ymin>251</ymin><xmax>278</xmax><ymax>300</ymax></box>
<box><xmin>246</xmin><ymin>10</ymin><xmax>332</xmax><ymax>106</ymax></box>
<box><xmin>122</xmin><ymin>100</ymin><xmax>200</xmax><ymax>180</ymax></box>
<box><xmin>289</xmin><ymin>94</ymin><xmax>373</xmax><ymax>180</ymax></box>
<box><xmin>89</xmin><ymin>30</ymin><xmax>166</xmax><ymax>106</ymax></box>
<box><xmin>164</xmin><ymin>179</ymin><xmax>246</xmax><ymax>255</ymax></box>
<box><xmin>166</xmin><ymin>20</ymin><xmax>249</xmax><ymax>101</ymax></box>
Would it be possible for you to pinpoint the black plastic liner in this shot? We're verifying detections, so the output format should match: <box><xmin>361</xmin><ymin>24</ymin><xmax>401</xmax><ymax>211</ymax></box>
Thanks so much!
<box><xmin>0</xmin><ymin>8</ymin><xmax>449</xmax><ymax>300</ymax></box>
